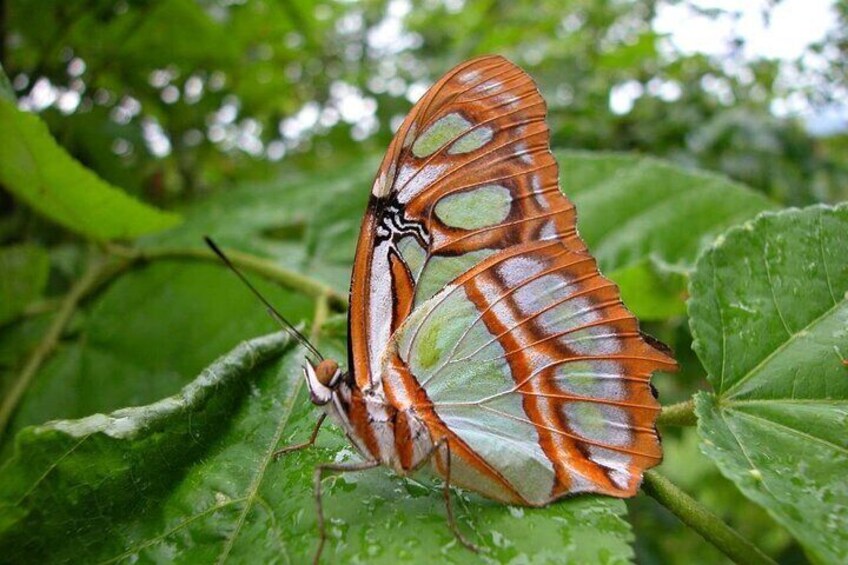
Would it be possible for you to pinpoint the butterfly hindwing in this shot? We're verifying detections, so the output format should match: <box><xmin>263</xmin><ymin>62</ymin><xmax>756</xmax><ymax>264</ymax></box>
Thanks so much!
<box><xmin>384</xmin><ymin>240</ymin><xmax>675</xmax><ymax>503</ymax></box>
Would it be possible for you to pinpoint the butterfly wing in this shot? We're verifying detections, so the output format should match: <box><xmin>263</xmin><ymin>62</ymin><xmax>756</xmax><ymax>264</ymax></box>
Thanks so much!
<box><xmin>350</xmin><ymin>56</ymin><xmax>676</xmax><ymax>504</ymax></box>
<box><xmin>350</xmin><ymin>55</ymin><xmax>582</xmax><ymax>391</ymax></box>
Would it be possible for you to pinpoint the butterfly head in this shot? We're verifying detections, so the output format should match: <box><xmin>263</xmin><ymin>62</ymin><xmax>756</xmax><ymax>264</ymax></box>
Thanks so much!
<box><xmin>304</xmin><ymin>358</ymin><xmax>344</xmax><ymax>405</ymax></box>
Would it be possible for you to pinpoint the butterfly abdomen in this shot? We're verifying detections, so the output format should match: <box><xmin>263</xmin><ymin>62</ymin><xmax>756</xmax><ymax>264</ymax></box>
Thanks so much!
<box><xmin>325</xmin><ymin>375</ymin><xmax>436</xmax><ymax>475</ymax></box>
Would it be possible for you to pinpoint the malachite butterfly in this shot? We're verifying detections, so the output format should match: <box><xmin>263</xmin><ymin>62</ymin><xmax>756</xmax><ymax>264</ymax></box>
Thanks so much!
<box><xmin>218</xmin><ymin>54</ymin><xmax>678</xmax><ymax>561</ymax></box>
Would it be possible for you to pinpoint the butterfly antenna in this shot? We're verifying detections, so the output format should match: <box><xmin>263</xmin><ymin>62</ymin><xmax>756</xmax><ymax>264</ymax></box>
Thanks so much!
<box><xmin>203</xmin><ymin>237</ymin><xmax>324</xmax><ymax>362</ymax></box>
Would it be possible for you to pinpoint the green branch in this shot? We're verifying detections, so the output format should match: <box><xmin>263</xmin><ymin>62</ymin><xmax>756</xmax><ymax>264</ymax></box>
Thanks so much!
<box><xmin>1</xmin><ymin>242</ymin><xmax>346</xmax><ymax>440</ymax></box>
<box><xmin>0</xmin><ymin>256</ymin><xmax>126</xmax><ymax>440</ymax></box>
<box><xmin>657</xmin><ymin>399</ymin><xmax>696</xmax><ymax>426</ymax></box>
<box><xmin>107</xmin><ymin>244</ymin><xmax>348</xmax><ymax>311</ymax></box>
<box><xmin>642</xmin><ymin>471</ymin><xmax>775</xmax><ymax>565</ymax></box>
<box><xmin>310</xmin><ymin>293</ymin><xmax>331</xmax><ymax>345</ymax></box>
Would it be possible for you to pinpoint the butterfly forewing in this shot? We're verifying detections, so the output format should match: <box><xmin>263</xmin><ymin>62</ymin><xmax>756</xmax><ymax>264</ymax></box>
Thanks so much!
<box><xmin>351</xmin><ymin>56</ymin><xmax>581</xmax><ymax>390</ymax></box>
<box><xmin>349</xmin><ymin>55</ymin><xmax>676</xmax><ymax>504</ymax></box>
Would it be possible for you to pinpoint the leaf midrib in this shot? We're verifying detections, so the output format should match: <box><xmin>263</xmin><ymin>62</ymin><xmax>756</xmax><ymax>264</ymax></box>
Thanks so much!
<box><xmin>722</xmin><ymin>295</ymin><xmax>846</xmax><ymax>399</ymax></box>
<box><xmin>214</xmin><ymin>369</ymin><xmax>305</xmax><ymax>564</ymax></box>
<box><xmin>726</xmin><ymin>407</ymin><xmax>848</xmax><ymax>456</ymax></box>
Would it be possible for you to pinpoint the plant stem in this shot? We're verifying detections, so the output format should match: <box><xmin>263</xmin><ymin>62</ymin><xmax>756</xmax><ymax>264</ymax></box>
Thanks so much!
<box><xmin>310</xmin><ymin>293</ymin><xmax>331</xmax><ymax>346</ymax></box>
<box><xmin>0</xmin><ymin>241</ymin><xmax>343</xmax><ymax>442</ymax></box>
<box><xmin>0</xmin><ymin>257</ymin><xmax>120</xmax><ymax>440</ymax></box>
<box><xmin>643</xmin><ymin>471</ymin><xmax>775</xmax><ymax>565</ymax></box>
<box><xmin>658</xmin><ymin>399</ymin><xmax>697</xmax><ymax>426</ymax></box>
<box><xmin>107</xmin><ymin>244</ymin><xmax>348</xmax><ymax>311</ymax></box>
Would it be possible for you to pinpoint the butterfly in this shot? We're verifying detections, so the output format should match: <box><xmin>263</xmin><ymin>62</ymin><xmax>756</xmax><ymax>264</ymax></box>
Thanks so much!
<box><xmin>212</xmin><ymin>54</ymin><xmax>677</xmax><ymax>563</ymax></box>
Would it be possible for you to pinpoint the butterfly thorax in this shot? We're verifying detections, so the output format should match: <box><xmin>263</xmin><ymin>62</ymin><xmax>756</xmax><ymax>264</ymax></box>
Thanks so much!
<box><xmin>303</xmin><ymin>360</ymin><xmax>435</xmax><ymax>474</ymax></box>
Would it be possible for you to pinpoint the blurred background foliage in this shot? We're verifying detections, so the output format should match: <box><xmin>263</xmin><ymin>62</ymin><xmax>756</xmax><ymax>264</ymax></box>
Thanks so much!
<box><xmin>1</xmin><ymin>1</ymin><xmax>846</xmax><ymax>563</ymax></box>
<box><xmin>2</xmin><ymin>0</ymin><xmax>846</xmax><ymax>216</ymax></box>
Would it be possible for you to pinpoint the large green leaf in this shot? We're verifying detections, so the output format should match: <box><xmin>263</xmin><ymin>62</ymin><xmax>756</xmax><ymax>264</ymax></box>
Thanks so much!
<box><xmin>2</xmin><ymin>261</ymin><xmax>314</xmax><ymax>444</ymax></box>
<box><xmin>298</xmin><ymin>151</ymin><xmax>773</xmax><ymax>319</ymax></box>
<box><xmin>0</xmin><ymin>99</ymin><xmax>181</xmax><ymax>240</ymax></box>
<box><xmin>0</xmin><ymin>244</ymin><xmax>49</xmax><ymax>325</ymax></box>
<box><xmin>689</xmin><ymin>204</ymin><xmax>848</xmax><ymax>564</ymax></box>
<box><xmin>1</xmin><ymin>165</ymin><xmax>376</xmax><ymax>451</ymax></box>
<box><xmin>561</xmin><ymin>150</ymin><xmax>776</xmax><ymax>271</ymax></box>
<box><xmin>0</xmin><ymin>333</ymin><xmax>635</xmax><ymax>563</ymax></box>
<box><xmin>0</xmin><ymin>332</ymin><xmax>295</xmax><ymax>561</ymax></box>
<box><xmin>558</xmin><ymin>151</ymin><xmax>775</xmax><ymax>320</ymax></box>
<box><xmin>144</xmin><ymin>161</ymin><xmax>376</xmax><ymax>293</ymax></box>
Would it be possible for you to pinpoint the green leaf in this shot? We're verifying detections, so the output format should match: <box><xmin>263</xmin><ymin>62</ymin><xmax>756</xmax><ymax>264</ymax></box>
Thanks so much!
<box><xmin>0</xmin><ymin>244</ymin><xmax>49</xmax><ymax>325</ymax></box>
<box><xmin>0</xmin><ymin>334</ymin><xmax>635</xmax><ymax>564</ymax></box>
<box><xmin>3</xmin><ymin>261</ymin><xmax>314</xmax><ymax>439</ymax></box>
<box><xmin>555</xmin><ymin>150</ymin><xmax>775</xmax><ymax>319</ymax></box>
<box><xmin>689</xmin><ymin>204</ymin><xmax>848</xmax><ymax>564</ymax></box>
<box><xmin>560</xmin><ymin>150</ymin><xmax>776</xmax><ymax>272</ymax></box>
<box><xmin>607</xmin><ymin>258</ymin><xmax>687</xmax><ymax>321</ymax></box>
<box><xmin>0</xmin><ymin>64</ymin><xmax>15</xmax><ymax>102</ymax></box>
<box><xmin>0</xmin><ymin>332</ymin><xmax>295</xmax><ymax>561</ymax></box>
<box><xmin>144</xmin><ymin>162</ymin><xmax>376</xmax><ymax>293</ymax></box>
<box><xmin>0</xmin><ymin>99</ymin><xmax>181</xmax><ymax>241</ymax></box>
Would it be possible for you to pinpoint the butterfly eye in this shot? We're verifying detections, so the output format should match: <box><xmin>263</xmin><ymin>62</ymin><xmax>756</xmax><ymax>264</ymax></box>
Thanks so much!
<box><xmin>314</xmin><ymin>359</ymin><xmax>340</xmax><ymax>387</ymax></box>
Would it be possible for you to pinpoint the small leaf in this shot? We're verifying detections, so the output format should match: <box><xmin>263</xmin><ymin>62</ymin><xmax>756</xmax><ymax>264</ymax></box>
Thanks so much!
<box><xmin>0</xmin><ymin>335</ymin><xmax>636</xmax><ymax>563</ymax></box>
<box><xmin>0</xmin><ymin>244</ymin><xmax>49</xmax><ymax>325</ymax></box>
<box><xmin>690</xmin><ymin>204</ymin><xmax>848</xmax><ymax>564</ymax></box>
<box><xmin>0</xmin><ymin>99</ymin><xmax>181</xmax><ymax>240</ymax></box>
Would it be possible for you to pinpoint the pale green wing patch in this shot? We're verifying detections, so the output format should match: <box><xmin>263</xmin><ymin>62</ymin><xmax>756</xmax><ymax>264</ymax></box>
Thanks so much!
<box><xmin>448</xmin><ymin>126</ymin><xmax>494</xmax><ymax>154</ymax></box>
<box><xmin>434</xmin><ymin>184</ymin><xmax>512</xmax><ymax>230</ymax></box>
<box><xmin>411</xmin><ymin>113</ymin><xmax>473</xmax><ymax>158</ymax></box>
<box><xmin>402</xmin><ymin>284</ymin><xmax>487</xmax><ymax>377</ymax></box>
<box><xmin>414</xmin><ymin>248</ymin><xmax>496</xmax><ymax>306</ymax></box>
<box><xmin>437</xmin><ymin>399</ymin><xmax>557</xmax><ymax>505</ymax></box>
<box><xmin>396</xmin><ymin>236</ymin><xmax>427</xmax><ymax>279</ymax></box>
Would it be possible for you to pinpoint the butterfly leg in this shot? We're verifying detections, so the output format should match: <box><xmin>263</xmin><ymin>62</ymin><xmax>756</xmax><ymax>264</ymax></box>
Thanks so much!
<box><xmin>273</xmin><ymin>413</ymin><xmax>327</xmax><ymax>460</ymax></box>
<box><xmin>433</xmin><ymin>438</ymin><xmax>480</xmax><ymax>554</ymax></box>
<box><xmin>312</xmin><ymin>458</ymin><xmax>381</xmax><ymax>564</ymax></box>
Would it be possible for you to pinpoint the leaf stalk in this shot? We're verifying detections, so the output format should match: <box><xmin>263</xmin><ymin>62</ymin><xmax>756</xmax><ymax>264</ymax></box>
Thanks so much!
<box><xmin>107</xmin><ymin>244</ymin><xmax>348</xmax><ymax>311</ymax></box>
<box><xmin>657</xmin><ymin>399</ymin><xmax>697</xmax><ymax>426</ymax></box>
<box><xmin>642</xmin><ymin>470</ymin><xmax>775</xmax><ymax>565</ymax></box>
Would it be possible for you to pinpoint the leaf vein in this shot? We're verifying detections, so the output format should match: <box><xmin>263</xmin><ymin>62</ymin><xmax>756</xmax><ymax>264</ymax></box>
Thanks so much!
<box><xmin>723</xmin><ymin>297</ymin><xmax>845</xmax><ymax>398</ymax></box>
<box><xmin>729</xmin><ymin>408</ymin><xmax>848</xmax><ymax>455</ymax></box>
